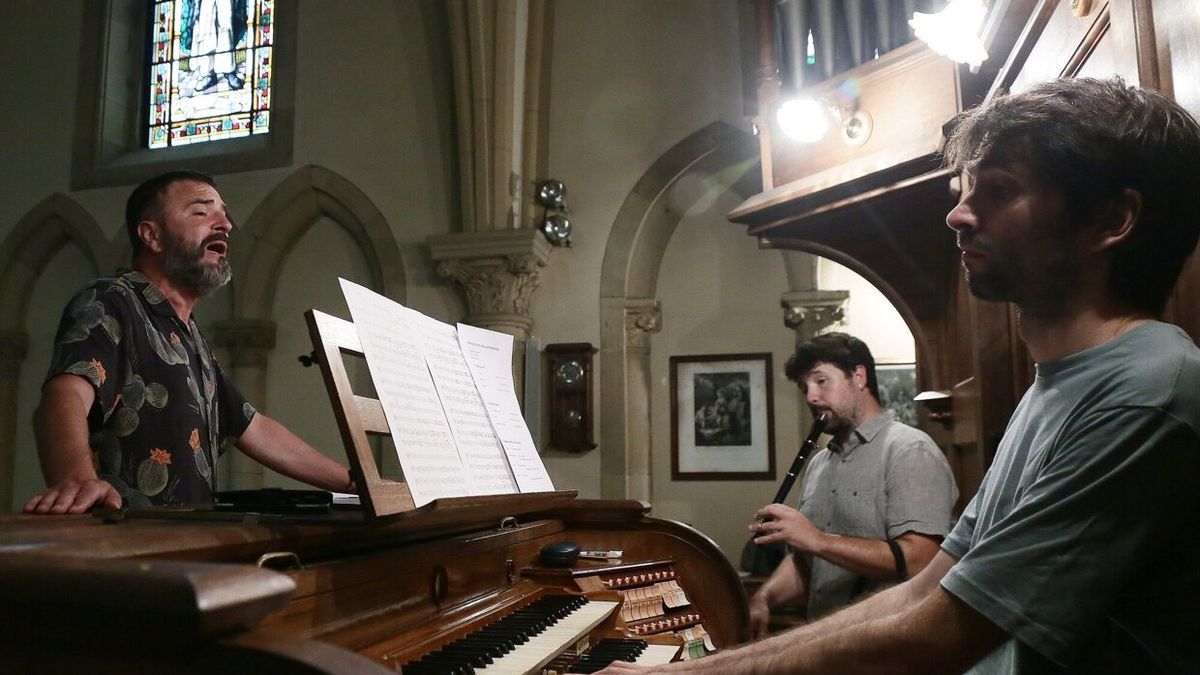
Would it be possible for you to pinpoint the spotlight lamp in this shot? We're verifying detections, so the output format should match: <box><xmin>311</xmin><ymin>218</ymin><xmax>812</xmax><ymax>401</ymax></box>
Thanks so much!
<box><xmin>541</xmin><ymin>214</ymin><xmax>572</xmax><ymax>247</ymax></box>
<box><xmin>777</xmin><ymin>98</ymin><xmax>831</xmax><ymax>144</ymax></box>
<box><xmin>537</xmin><ymin>179</ymin><xmax>567</xmax><ymax>208</ymax></box>
<box><xmin>776</xmin><ymin>95</ymin><xmax>871</xmax><ymax>146</ymax></box>
<box><xmin>535</xmin><ymin>179</ymin><xmax>572</xmax><ymax>247</ymax></box>
<box><xmin>909</xmin><ymin>0</ymin><xmax>989</xmax><ymax>69</ymax></box>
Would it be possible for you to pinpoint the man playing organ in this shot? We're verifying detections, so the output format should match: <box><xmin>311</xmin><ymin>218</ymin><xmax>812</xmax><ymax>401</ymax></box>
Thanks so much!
<box><xmin>600</xmin><ymin>77</ymin><xmax>1200</xmax><ymax>675</ymax></box>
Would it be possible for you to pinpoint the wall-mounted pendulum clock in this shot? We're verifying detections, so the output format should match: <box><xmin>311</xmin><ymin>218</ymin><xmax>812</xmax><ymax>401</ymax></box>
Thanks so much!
<box><xmin>544</xmin><ymin>343</ymin><xmax>597</xmax><ymax>452</ymax></box>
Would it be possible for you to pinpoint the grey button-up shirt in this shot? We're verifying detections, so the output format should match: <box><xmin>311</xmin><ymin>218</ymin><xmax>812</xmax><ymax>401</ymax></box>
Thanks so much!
<box><xmin>797</xmin><ymin>410</ymin><xmax>958</xmax><ymax>618</ymax></box>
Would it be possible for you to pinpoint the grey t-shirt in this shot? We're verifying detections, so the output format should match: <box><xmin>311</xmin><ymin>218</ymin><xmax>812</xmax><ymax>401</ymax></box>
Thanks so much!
<box><xmin>800</xmin><ymin>410</ymin><xmax>958</xmax><ymax>618</ymax></box>
<box><xmin>942</xmin><ymin>322</ymin><xmax>1200</xmax><ymax>675</ymax></box>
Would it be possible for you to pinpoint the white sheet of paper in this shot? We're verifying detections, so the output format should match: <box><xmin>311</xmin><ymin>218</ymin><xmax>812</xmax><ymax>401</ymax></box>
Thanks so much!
<box><xmin>408</xmin><ymin>310</ymin><xmax>518</xmax><ymax>496</ymax></box>
<box><xmin>457</xmin><ymin>323</ymin><xmax>555</xmax><ymax>492</ymax></box>
<box><xmin>339</xmin><ymin>279</ymin><xmax>471</xmax><ymax>506</ymax></box>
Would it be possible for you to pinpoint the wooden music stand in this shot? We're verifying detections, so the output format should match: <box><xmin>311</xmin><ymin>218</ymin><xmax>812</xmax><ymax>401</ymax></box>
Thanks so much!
<box><xmin>305</xmin><ymin>309</ymin><xmax>576</xmax><ymax>523</ymax></box>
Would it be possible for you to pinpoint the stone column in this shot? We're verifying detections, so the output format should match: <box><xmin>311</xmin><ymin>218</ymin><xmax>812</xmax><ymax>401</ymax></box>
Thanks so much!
<box><xmin>0</xmin><ymin>330</ymin><xmax>28</xmax><ymax>511</ymax></box>
<box><xmin>439</xmin><ymin>2</ymin><xmax>556</xmax><ymax>396</ymax></box>
<box><xmin>447</xmin><ymin>0</ymin><xmax>553</xmax><ymax>234</ymax></box>
<box><xmin>781</xmin><ymin>290</ymin><xmax>849</xmax><ymax>343</ymax></box>
<box><xmin>598</xmin><ymin>298</ymin><xmax>661</xmax><ymax>501</ymax></box>
<box><xmin>428</xmin><ymin>229</ymin><xmax>551</xmax><ymax>392</ymax></box>
<box><xmin>622</xmin><ymin>300</ymin><xmax>661</xmax><ymax>503</ymax></box>
<box><xmin>209</xmin><ymin>318</ymin><xmax>276</xmax><ymax>490</ymax></box>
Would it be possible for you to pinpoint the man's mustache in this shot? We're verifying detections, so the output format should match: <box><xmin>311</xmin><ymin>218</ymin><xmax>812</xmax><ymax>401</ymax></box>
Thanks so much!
<box><xmin>957</xmin><ymin>234</ymin><xmax>987</xmax><ymax>253</ymax></box>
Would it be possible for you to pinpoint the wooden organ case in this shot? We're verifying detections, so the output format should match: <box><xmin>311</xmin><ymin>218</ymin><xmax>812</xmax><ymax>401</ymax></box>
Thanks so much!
<box><xmin>0</xmin><ymin>310</ymin><xmax>749</xmax><ymax>672</ymax></box>
<box><xmin>731</xmin><ymin>0</ymin><xmax>1196</xmax><ymax>506</ymax></box>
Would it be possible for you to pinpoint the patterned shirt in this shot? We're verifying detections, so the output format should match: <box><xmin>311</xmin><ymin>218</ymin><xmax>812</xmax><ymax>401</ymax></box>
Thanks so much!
<box><xmin>46</xmin><ymin>271</ymin><xmax>255</xmax><ymax>506</ymax></box>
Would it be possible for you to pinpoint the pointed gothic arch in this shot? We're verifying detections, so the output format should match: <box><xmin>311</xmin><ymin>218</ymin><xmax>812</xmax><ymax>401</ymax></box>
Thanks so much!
<box><xmin>0</xmin><ymin>194</ymin><xmax>113</xmax><ymax>329</ymax></box>
<box><xmin>212</xmin><ymin>165</ymin><xmax>405</xmax><ymax>489</ymax></box>
<box><xmin>236</xmin><ymin>164</ymin><xmax>406</xmax><ymax>320</ymax></box>
<box><xmin>0</xmin><ymin>194</ymin><xmax>112</xmax><ymax>511</ymax></box>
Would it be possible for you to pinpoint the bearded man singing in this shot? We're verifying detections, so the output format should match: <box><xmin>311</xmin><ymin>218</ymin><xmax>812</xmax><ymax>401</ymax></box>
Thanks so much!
<box><xmin>24</xmin><ymin>170</ymin><xmax>353</xmax><ymax>514</ymax></box>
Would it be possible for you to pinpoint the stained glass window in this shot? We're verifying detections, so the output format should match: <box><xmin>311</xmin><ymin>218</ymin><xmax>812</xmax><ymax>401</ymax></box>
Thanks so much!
<box><xmin>147</xmin><ymin>0</ymin><xmax>274</xmax><ymax>149</ymax></box>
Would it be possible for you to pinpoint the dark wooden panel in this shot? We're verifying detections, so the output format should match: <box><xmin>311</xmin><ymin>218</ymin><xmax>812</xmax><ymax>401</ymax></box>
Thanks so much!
<box><xmin>768</xmin><ymin>42</ymin><xmax>961</xmax><ymax>196</ymax></box>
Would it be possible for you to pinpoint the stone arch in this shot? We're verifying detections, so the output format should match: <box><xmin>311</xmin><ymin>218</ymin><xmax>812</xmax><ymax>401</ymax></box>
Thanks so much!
<box><xmin>0</xmin><ymin>194</ymin><xmax>112</xmax><ymax>329</ymax></box>
<box><xmin>215</xmin><ymin>165</ymin><xmax>404</xmax><ymax>489</ymax></box>
<box><xmin>235</xmin><ymin>164</ymin><xmax>406</xmax><ymax>320</ymax></box>
<box><xmin>597</xmin><ymin>121</ymin><xmax>761</xmax><ymax>500</ymax></box>
<box><xmin>0</xmin><ymin>194</ymin><xmax>112</xmax><ymax>511</ymax></box>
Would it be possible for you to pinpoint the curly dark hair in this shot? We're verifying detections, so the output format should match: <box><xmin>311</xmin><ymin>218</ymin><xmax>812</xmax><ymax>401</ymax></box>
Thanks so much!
<box><xmin>784</xmin><ymin>332</ymin><xmax>878</xmax><ymax>401</ymax></box>
<box><xmin>943</xmin><ymin>77</ymin><xmax>1200</xmax><ymax>316</ymax></box>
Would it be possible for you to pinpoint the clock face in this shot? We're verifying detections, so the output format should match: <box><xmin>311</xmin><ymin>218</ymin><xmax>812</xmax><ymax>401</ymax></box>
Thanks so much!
<box><xmin>555</xmin><ymin>359</ymin><xmax>585</xmax><ymax>388</ymax></box>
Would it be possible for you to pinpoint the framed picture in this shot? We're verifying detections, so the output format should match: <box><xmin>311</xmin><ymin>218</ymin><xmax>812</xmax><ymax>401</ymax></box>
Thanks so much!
<box><xmin>876</xmin><ymin>363</ymin><xmax>918</xmax><ymax>427</ymax></box>
<box><xmin>670</xmin><ymin>353</ymin><xmax>776</xmax><ymax>481</ymax></box>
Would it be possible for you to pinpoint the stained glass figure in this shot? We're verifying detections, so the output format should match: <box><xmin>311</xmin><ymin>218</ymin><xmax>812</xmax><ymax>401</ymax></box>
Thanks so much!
<box><xmin>146</xmin><ymin>0</ymin><xmax>274</xmax><ymax>148</ymax></box>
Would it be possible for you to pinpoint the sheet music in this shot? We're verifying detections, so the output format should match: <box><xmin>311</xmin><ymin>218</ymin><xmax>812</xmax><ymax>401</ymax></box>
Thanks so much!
<box><xmin>408</xmin><ymin>310</ymin><xmax>518</xmax><ymax>496</ymax></box>
<box><xmin>457</xmin><ymin>323</ymin><xmax>555</xmax><ymax>493</ymax></box>
<box><xmin>339</xmin><ymin>279</ymin><xmax>471</xmax><ymax>506</ymax></box>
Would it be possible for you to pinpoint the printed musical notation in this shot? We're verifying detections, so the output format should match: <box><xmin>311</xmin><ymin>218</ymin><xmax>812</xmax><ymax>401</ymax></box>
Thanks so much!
<box><xmin>410</xmin><ymin>312</ymin><xmax>518</xmax><ymax>496</ymax></box>
<box><xmin>339</xmin><ymin>278</ymin><xmax>553</xmax><ymax>505</ymax></box>
<box><xmin>458</xmin><ymin>323</ymin><xmax>554</xmax><ymax>493</ymax></box>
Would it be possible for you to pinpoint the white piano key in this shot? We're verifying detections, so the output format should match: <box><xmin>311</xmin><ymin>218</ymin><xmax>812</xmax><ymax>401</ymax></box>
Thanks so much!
<box><xmin>474</xmin><ymin>600</ymin><xmax>618</xmax><ymax>675</ymax></box>
<box><xmin>635</xmin><ymin>644</ymin><xmax>681</xmax><ymax>666</ymax></box>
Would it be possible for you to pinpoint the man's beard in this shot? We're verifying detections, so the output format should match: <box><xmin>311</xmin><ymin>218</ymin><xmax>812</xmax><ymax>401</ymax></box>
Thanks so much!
<box><xmin>161</xmin><ymin>230</ymin><xmax>231</xmax><ymax>296</ymax></box>
<box><xmin>960</xmin><ymin>233</ymin><xmax>1081</xmax><ymax>319</ymax></box>
<box><xmin>814</xmin><ymin>406</ymin><xmax>854</xmax><ymax>441</ymax></box>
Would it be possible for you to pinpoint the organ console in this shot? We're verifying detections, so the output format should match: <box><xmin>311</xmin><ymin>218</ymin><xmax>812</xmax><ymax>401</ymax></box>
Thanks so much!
<box><xmin>0</xmin><ymin>498</ymin><xmax>749</xmax><ymax>672</ymax></box>
<box><xmin>0</xmin><ymin>309</ymin><xmax>749</xmax><ymax>672</ymax></box>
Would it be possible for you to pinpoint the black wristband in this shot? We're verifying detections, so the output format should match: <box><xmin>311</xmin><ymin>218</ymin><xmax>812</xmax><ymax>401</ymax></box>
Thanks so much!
<box><xmin>886</xmin><ymin>539</ymin><xmax>908</xmax><ymax>581</ymax></box>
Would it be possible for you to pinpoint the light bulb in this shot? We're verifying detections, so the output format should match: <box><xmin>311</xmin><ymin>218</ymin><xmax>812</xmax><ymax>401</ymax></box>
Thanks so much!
<box><xmin>777</xmin><ymin>98</ymin><xmax>830</xmax><ymax>143</ymax></box>
<box><xmin>910</xmin><ymin>0</ymin><xmax>989</xmax><ymax>69</ymax></box>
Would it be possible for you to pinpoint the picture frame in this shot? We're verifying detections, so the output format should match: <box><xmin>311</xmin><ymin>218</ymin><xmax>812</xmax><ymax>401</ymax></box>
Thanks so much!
<box><xmin>875</xmin><ymin>363</ymin><xmax>918</xmax><ymax>427</ymax></box>
<box><xmin>670</xmin><ymin>353</ymin><xmax>776</xmax><ymax>481</ymax></box>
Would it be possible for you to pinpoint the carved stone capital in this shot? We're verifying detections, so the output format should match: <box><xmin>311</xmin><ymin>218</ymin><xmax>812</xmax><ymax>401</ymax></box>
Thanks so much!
<box><xmin>209</xmin><ymin>319</ymin><xmax>277</xmax><ymax>368</ymax></box>
<box><xmin>428</xmin><ymin>230</ymin><xmax>552</xmax><ymax>337</ymax></box>
<box><xmin>623</xmin><ymin>299</ymin><xmax>662</xmax><ymax>353</ymax></box>
<box><xmin>781</xmin><ymin>290</ymin><xmax>849</xmax><ymax>340</ymax></box>
<box><xmin>0</xmin><ymin>330</ymin><xmax>28</xmax><ymax>376</ymax></box>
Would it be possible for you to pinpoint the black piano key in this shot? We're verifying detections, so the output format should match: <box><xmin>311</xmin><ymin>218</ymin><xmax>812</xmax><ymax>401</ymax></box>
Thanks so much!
<box><xmin>414</xmin><ymin>650</ymin><xmax>489</xmax><ymax>671</ymax></box>
<box><xmin>404</xmin><ymin>657</ymin><xmax>474</xmax><ymax>675</ymax></box>
<box><xmin>403</xmin><ymin>595</ymin><xmax>593</xmax><ymax>674</ymax></box>
<box><xmin>568</xmin><ymin>639</ymin><xmax>651</xmax><ymax>674</ymax></box>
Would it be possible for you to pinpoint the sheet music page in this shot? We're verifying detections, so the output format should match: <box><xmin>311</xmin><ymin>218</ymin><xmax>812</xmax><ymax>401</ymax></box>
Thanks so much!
<box><xmin>339</xmin><ymin>279</ymin><xmax>471</xmax><ymax>506</ymax></box>
<box><xmin>457</xmin><ymin>323</ymin><xmax>555</xmax><ymax>492</ymax></box>
<box><xmin>407</xmin><ymin>310</ymin><xmax>518</xmax><ymax>496</ymax></box>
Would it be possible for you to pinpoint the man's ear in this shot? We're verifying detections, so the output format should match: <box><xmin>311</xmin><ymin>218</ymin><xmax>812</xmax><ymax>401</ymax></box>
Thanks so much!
<box><xmin>137</xmin><ymin>220</ymin><xmax>164</xmax><ymax>254</ymax></box>
<box><xmin>852</xmin><ymin>365</ymin><xmax>868</xmax><ymax>391</ymax></box>
<box><xmin>1088</xmin><ymin>188</ymin><xmax>1142</xmax><ymax>253</ymax></box>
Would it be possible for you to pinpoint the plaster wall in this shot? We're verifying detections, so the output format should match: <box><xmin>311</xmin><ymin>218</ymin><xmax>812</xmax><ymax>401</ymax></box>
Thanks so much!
<box><xmin>537</xmin><ymin>0</ymin><xmax>748</xmax><ymax>497</ymax></box>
